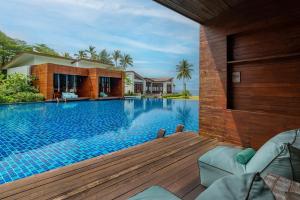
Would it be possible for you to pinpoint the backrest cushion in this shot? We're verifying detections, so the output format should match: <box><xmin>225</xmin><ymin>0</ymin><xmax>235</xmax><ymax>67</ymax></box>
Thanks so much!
<box><xmin>196</xmin><ymin>173</ymin><xmax>275</xmax><ymax>200</ymax></box>
<box><xmin>246</xmin><ymin>129</ymin><xmax>300</xmax><ymax>179</ymax></box>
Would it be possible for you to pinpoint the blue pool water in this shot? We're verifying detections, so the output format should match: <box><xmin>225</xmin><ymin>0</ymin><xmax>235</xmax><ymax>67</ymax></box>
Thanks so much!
<box><xmin>0</xmin><ymin>99</ymin><xmax>198</xmax><ymax>184</ymax></box>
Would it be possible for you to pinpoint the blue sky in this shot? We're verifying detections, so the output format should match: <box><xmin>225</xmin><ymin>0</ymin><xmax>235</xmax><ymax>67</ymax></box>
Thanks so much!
<box><xmin>0</xmin><ymin>0</ymin><xmax>199</xmax><ymax>93</ymax></box>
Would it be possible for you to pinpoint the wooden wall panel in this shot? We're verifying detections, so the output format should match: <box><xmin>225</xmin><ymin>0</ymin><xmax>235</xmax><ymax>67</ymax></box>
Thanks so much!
<box><xmin>200</xmin><ymin>0</ymin><xmax>300</xmax><ymax>148</ymax></box>
<box><xmin>31</xmin><ymin>64</ymin><xmax>125</xmax><ymax>100</ymax></box>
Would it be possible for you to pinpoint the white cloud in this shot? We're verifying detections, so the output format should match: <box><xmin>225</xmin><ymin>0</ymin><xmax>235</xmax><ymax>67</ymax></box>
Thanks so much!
<box><xmin>27</xmin><ymin>0</ymin><xmax>196</xmax><ymax>26</ymax></box>
<box><xmin>78</xmin><ymin>31</ymin><xmax>191</xmax><ymax>54</ymax></box>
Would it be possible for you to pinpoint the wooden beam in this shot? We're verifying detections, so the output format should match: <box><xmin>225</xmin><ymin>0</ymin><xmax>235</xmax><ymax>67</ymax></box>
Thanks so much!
<box><xmin>153</xmin><ymin>0</ymin><xmax>245</xmax><ymax>24</ymax></box>
<box><xmin>154</xmin><ymin>0</ymin><xmax>204</xmax><ymax>23</ymax></box>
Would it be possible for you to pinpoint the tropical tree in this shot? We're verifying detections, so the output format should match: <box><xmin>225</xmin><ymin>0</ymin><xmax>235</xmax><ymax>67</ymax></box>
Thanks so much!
<box><xmin>98</xmin><ymin>49</ymin><xmax>113</xmax><ymax>65</ymax></box>
<box><xmin>74</xmin><ymin>50</ymin><xmax>87</xmax><ymax>59</ymax></box>
<box><xmin>176</xmin><ymin>104</ymin><xmax>192</xmax><ymax>126</ymax></box>
<box><xmin>33</xmin><ymin>44</ymin><xmax>59</xmax><ymax>56</ymax></box>
<box><xmin>85</xmin><ymin>45</ymin><xmax>97</xmax><ymax>60</ymax></box>
<box><xmin>176</xmin><ymin>59</ymin><xmax>193</xmax><ymax>97</ymax></box>
<box><xmin>112</xmin><ymin>50</ymin><xmax>121</xmax><ymax>67</ymax></box>
<box><xmin>125</xmin><ymin>75</ymin><xmax>133</xmax><ymax>86</ymax></box>
<box><xmin>120</xmin><ymin>54</ymin><xmax>133</xmax><ymax>70</ymax></box>
<box><xmin>0</xmin><ymin>31</ymin><xmax>32</xmax><ymax>70</ymax></box>
<box><xmin>0</xmin><ymin>73</ymin><xmax>44</xmax><ymax>103</ymax></box>
<box><xmin>62</xmin><ymin>52</ymin><xmax>72</xmax><ymax>59</ymax></box>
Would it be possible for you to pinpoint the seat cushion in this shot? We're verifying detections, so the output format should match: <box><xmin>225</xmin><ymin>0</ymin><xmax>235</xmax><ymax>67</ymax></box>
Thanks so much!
<box><xmin>128</xmin><ymin>186</ymin><xmax>181</xmax><ymax>200</ymax></box>
<box><xmin>196</xmin><ymin>173</ymin><xmax>275</xmax><ymax>200</ymax></box>
<box><xmin>198</xmin><ymin>146</ymin><xmax>246</xmax><ymax>187</ymax></box>
<box><xmin>246</xmin><ymin>129</ymin><xmax>300</xmax><ymax>179</ymax></box>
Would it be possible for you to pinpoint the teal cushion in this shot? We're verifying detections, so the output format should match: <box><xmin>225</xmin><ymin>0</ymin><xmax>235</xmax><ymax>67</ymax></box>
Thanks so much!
<box><xmin>62</xmin><ymin>93</ymin><xmax>78</xmax><ymax>99</ymax></box>
<box><xmin>199</xmin><ymin>146</ymin><xmax>246</xmax><ymax>187</ymax></box>
<box><xmin>246</xmin><ymin>129</ymin><xmax>300</xmax><ymax>179</ymax></box>
<box><xmin>235</xmin><ymin>148</ymin><xmax>256</xmax><ymax>165</ymax></box>
<box><xmin>199</xmin><ymin>146</ymin><xmax>246</xmax><ymax>174</ymax></box>
<box><xmin>128</xmin><ymin>186</ymin><xmax>181</xmax><ymax>200</ymax></box>
<box><xmin>196</xmin><ymin>173</ymin><xmax>275</xmax><ymax>200</ymax></box>
<box><xmin>100</xmin><ymin>92</ymin><xmax>108</xmax><ymax>97</ymax></box>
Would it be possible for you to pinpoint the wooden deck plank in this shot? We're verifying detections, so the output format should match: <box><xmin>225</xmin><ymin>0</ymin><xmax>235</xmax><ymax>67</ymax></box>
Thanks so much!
<box><xmin>0</xmin><ymin>133</ymin><xmax>190</xmax><ymax>196</ymax></box>
<box><xmin>0</xmin><ymin>133</ymin><xmax>218</xmax><ymax>200</ymax></box>
<box><xmin>71</xmin><ymin>138</ymin><xmax>216</xmax><ymax>200</ymax></box>
<box><xmin>113</xmin><ymin>139</ymin><xmax>217</xmax><ymax>200</ymax></box>
<box><xmin>4</xmin><ymin>135</ymin><xmax>197</xmax><ymax>200</ymax></box>
<box><xmin>182</xmin><ymin>184</ymin><xmax>206</xmax><ymax>200</ymax></box>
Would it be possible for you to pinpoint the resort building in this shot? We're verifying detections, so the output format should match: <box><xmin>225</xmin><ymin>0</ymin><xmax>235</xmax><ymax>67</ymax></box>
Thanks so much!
<box><xmin>3</xmin><ymin>52</ymin><xmax>125</xmax><ymax>100</ymax></box>
<box><xmin>125</xmin><ymin>71</ymin><xmax>173</xmax><ymax>94</ymax></box>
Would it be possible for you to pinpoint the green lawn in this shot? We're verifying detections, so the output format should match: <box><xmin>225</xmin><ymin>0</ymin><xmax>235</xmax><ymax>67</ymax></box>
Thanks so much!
<box><xmin>164</xmin><ymin>96</ymin><xmax>199</xmax><ymax>100</ymax></box>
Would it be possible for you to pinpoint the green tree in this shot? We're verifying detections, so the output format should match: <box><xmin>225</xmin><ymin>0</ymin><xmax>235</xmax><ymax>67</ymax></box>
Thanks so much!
<box><xmin>0</xmin><ymin>31</ymin><xmax>32</xmax><ymax>70</ymax></box>
<box><xmin>120</xmin><ymin>54</ymin><xmax>133</xmax><ymax>70</ymax></box>
<box><xmin>33</xmin><ymin>44</ymin><xmax>59</xmax><ymax>56</ymax></box>
<box><xmin>86</xmin><ymin>45</ymin><xmax>97</xmax><ymax>60</ymax></box>
<box><xmin>62</xmin><ymin>52</ymin><xmax>72</xmax><ymax>59</ymax></box>
<box><xmin>98</xmin><ymin>49</ymin><xmax>113</xmax><ymax>65</ymax></box>
<box><xmin>176</xmin><ymin>59</ymin><xmax>193</xmax><ymax>97</ymax></box>
<box><xmin>74</xmin><ymin>50</ymin><xmax>87</xmax><ymax>59</ymax></box>
<box><xmin>0</xmin><ymin>73</ymin><xmax>44</xmax><ymax>103</ymax></box>
<box><xmin>112</xmin><ymin>50</ymin><xmax>121</xmax><ymax>67</ymax></box>
<box><xmin>125</xmin><ymin>75</ymin><xmax>133</xmax><ymax>86</ymax></box>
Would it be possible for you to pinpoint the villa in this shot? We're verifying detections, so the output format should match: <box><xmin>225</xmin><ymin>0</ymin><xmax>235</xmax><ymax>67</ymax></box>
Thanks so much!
<box><xmin>1</xmin><ymin>0</ymin><xmax>300</xmax><ymax>200</ymax></box>
<box><xmin>125</xmin><ymin>70</ymin><xmax>173</xmax><ymax>94</ymax></box>
<box><xmin>3</xmin><ymin>52</ymin><xmax>125</xmax><ymax>100</ymax></box>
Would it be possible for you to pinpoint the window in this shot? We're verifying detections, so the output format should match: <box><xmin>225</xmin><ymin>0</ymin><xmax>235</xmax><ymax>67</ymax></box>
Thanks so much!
<box><xmin>100</xmin><ymin>77</ymin><xmax>111</xmax><ymax>95</ymax></box>
<box><xmin>167</xmin><ymin>84</ymin><xmax>172</xmax><ymax>93</ymax></box>
<box><xmin>134</xmin><ymin>83</ymin><xmax>143</xmax><ymax>93</ymax></box>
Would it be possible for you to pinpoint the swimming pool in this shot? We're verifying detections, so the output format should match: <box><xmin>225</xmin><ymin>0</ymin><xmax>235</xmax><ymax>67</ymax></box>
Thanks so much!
<box><xmin>0</xmin><ymin>99</ymin><xmax>198</xmax><ymax>184</ymax></box>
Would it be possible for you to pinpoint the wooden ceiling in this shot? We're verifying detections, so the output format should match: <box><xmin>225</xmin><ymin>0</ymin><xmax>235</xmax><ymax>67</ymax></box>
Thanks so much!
<box><xmin>154</xmin><ymin>0</ymin><xmax>244</xmax><ymax>24</ymax></box>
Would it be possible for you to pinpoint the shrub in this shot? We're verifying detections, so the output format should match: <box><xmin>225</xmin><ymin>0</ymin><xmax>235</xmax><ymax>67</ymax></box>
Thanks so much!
<box><xmin>181</xmin><ymin>90</ymin><xmax>191</xmax><ymax>97</ymax></box>
<box><xmin>162</xmin><ymin>93</ymin><xmax>182</xmax><ymax>98</ymax></box>
<box><xmin>125</xmin><ymin>91</ymin><xmax>140</xmax><ymax>96</ymax></box>
<box><xmin>12</xmin><ymin>92</ymin><xmax>44</xmax><ymax>102</ymax></box>
<box><xmin>0</xmin><ymin>73</ymin><xmax>44</xmax><ymax>103</ymax></box>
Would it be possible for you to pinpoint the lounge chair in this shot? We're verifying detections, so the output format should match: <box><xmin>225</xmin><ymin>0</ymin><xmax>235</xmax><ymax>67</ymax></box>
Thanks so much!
<box><xmin>100</xmin><ymin>92</ymin><xmax>108</xmax><ymax>98</ymax></box>
<box><xmin>129</xmin><ymin>129</ymin><xmax>300</xmax><ymax>200</ymax></box>
<box><xmin>62</xmin><ymin>92</ymin><xmax>78</xmax><ymax>99</ymax></box>
<box><xmin>199</xmin><ymin>129</ymin><xmax>300</xmax><ymax>187</ymax></box>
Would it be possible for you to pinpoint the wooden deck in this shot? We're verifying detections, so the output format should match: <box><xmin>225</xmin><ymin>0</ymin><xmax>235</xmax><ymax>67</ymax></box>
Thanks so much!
<box><xmin>0</xmin><ymin>133</ymin><xmax>218</xmax><ymax>200</ymax></box>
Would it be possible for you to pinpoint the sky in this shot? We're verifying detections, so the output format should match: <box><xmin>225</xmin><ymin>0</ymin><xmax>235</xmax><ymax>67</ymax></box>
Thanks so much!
<box><xmin>0</xmin><ymin>0</ymin><xmax>200</xmax><ymax>93</ymax></box>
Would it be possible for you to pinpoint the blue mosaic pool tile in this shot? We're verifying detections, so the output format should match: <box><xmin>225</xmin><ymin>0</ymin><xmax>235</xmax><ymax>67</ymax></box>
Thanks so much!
<box><xmin>0</xmin><ymin>99</ymin><xmax>198</xmax><ymax>184</ymax></box>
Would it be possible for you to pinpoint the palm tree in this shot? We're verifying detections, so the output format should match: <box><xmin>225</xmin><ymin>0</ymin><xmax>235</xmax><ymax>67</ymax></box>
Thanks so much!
<box><xmin>74</xmin><ymin>50</ymin><xmax>87</xmax><ymax>59</ymax></box>
<box><xmin>176</xmin><ymin>104</ymin><xmax>192</xmax><ymax>126</ymax></box>
<box><xmin>33</xmin><ymin>44</ymin><xmax>59</xmax><ymax>56</ymax></box>
<box><xmin>120</xmin><ymin>54</ymin><xmax>133</xmax><ymax>70</ymax></box>
<box><xmin>98</xmin><ymin>49</ymin><xmax>113</xmax><ymax>65</ymax></box>
<box><xmin>85</xmin><ymin>46</ymin><xmax>97</xmax><ymax>60</ymax></box>
<box><xmin>112</xmin><ymin>50</ymin><xmax>121</xmax><ymax>67</ymax></box>
<box><xmin>62</xmin><ymin>52</ymin><xmax>72</xmax><ymax>59</ymax></box>
<box><xmin>176</xmin><ymin>59</ymin><xmax>193</xmax><ymax>96</ymax></box>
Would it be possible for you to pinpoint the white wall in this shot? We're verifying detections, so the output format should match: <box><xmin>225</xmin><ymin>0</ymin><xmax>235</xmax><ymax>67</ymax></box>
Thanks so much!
<box><xmin>163</xmin><ymin>81</ymin><xmax>173</xmax><ymax>94</ymax></box>
<box><xmin>7</xmin><ymin>66</ymin><xmax>31</xmax><ymax>76</ymax></box>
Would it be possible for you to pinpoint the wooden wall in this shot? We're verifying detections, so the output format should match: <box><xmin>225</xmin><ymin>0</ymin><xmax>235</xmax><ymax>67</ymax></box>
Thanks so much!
<box><xmin>200</xmin><ymin>0</ymin><xmax>300</xmax><ymax>149</ymax></box>
<box><xmin>89</xmin><ymin>68</ymin><xmax>125</xmax><ymax>98</ymax></box>
<box><xmin>31</xmin><ymin>64</ymin><xmax>125</xmax><ymax>100</ymax></box>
